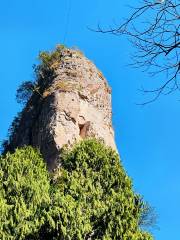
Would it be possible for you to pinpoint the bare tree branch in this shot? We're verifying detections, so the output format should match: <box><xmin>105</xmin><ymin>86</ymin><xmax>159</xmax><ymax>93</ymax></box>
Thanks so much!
<box><xmin>96</xmin><ymin>0</ymin><xmax>180</xmax><ymax>103</ymax></box>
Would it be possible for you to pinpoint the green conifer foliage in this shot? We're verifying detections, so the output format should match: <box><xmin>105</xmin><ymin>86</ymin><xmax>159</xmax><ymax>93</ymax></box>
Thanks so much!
<box><xmin>0</xmin><ymin>147</ymin><xmax>50</xmax><ymax>239</ymax></box>
<box><xmin>0</xmin><ymin>140</ymin><xmax>153</xmax><ymax>239</ymax></box>
<box><xmin>41</xmin><ymin>139</ymin><xmax>153</xmax><ymax>240</ymax></box>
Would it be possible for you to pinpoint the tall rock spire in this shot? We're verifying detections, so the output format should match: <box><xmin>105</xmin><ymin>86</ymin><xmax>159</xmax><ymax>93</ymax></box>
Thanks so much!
<box><xmin>6</xmin><ymin>46</ymin><xmax>116</xmax><ymax>170</ymax></box>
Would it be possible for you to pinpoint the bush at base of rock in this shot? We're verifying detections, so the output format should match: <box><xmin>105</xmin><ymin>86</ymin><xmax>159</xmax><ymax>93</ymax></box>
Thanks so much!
<box><xmin>0</xmin><ymin>147</ymin><xmax>50</xmax><ymax>239</ymax></box>
<box><xmin>0</xmin><ymin>139</ymin><xmax>153</xmax><ymax>240</ymax></box>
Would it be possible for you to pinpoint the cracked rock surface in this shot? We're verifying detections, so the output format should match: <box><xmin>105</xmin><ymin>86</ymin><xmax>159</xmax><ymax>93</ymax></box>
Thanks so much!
<box><xmin>8</xmin><ymin>48</ymin><xmax>117</xmax><ymax>170</ymax></box>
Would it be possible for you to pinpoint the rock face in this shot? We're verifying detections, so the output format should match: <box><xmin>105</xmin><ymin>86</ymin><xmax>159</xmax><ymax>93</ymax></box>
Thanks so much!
<box><xmin>7</xmin><ymin>48</ymin><xmax>116</xmax><ymax>170</ymax></box>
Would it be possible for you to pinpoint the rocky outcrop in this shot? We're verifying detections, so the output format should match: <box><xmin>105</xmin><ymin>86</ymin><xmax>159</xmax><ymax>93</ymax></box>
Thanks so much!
<box><xmin>7</xmin><ymin>47</ymin><xmax>116</xmax><ymax>170</ymax></box>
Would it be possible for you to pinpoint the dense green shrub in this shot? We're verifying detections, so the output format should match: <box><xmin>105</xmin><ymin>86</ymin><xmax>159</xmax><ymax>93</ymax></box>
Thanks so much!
<box><xmin>0</xmin><ymin>139</ymin><xmax>153</xmax><ymax>239</ymax></box>
<box><xmin>38</xmin><ymin>139</ymin><xmax>153</xmax><ymax>240</ymax></box>
<box><xmin>0</xmin><ymin>147</ymin><xmax>50</xmax><ymax>239</ymax></box>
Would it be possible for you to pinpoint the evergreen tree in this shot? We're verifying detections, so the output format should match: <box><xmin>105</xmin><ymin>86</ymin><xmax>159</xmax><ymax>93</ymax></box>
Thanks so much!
<box><xmin>0</xmin><ymin>140</ymin><xmax>153</xmax><ymax>239</ymax></box>
<box><xmin>0</xmin><ymin>147</ymin><xmax>50</xmax><ymax>239</ymax></box>
<box><xmin>39</xmin><ymin>139</ymin><xmax>153</xmax><ymax>240</ymax></box>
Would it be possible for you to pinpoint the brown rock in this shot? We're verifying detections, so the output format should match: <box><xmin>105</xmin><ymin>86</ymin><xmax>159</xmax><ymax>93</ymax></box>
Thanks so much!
<box><xmin>7</xmin><ymin>48</ymin><xmax>117</xmax><ymax>170</ymax></box>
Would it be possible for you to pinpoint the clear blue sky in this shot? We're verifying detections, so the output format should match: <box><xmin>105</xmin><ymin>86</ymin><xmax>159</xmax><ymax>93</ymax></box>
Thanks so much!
<box><xmin>0</xmin><ymin>1</ymin><xmax>180</xmax><ymax>239</ymax></box>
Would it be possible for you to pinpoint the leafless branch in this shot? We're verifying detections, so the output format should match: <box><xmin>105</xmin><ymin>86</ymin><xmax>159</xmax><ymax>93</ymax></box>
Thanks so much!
<box><xmin>96</xmin><ymin>0</ymin><xmax>180</xmax><ymax>103</ymax></box>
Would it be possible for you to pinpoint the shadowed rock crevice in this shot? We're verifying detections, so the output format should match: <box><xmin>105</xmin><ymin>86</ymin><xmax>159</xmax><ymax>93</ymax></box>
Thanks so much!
<box><xmin>79</xmin><ymin>121</ymin><xmax>90</xmax><ymax>139</ymax></box>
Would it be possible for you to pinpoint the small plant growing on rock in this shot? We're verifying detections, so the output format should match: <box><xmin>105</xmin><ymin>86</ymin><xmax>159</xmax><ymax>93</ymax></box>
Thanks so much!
<box><xmin>16</xmin><ymin>81</ymin><xmax>35</xmax><ymax>105</ymax></box>
<box><xmin>39</xmin><ymin>44</ymin><xmax>66</xmax><ymax>70</ymax></box>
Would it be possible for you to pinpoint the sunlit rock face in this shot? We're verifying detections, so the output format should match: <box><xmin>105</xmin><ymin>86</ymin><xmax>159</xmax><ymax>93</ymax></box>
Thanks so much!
<box><xmin>8</xmin><ymin>48</ymin><xmax>116</xmax><ymax>170</ymax></box>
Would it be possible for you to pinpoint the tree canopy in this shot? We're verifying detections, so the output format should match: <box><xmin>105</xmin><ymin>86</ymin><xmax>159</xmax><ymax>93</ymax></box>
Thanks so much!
<box><xmin>0</xmin><ymin>147</ymin><xmax>50</xmax><ymax>239</ymax></box>
<box><xmin>0</xmin><ymin>139</ymin><xmax>153</xmax><ymax>239</ymax></box>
